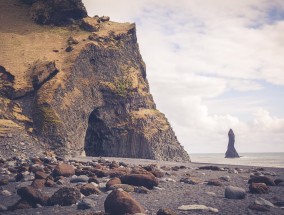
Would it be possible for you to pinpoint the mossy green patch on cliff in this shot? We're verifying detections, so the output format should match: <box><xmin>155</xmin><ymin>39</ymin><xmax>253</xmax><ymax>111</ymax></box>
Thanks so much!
<box><xmin>33</xmin><ymin>103</ymin><xmax>62</xmax><ymax>133</ymax></box>
<box><xmin>101</xmin><ymin>76</ymin><xmax>133</xmax><ymax>97</ymax></box>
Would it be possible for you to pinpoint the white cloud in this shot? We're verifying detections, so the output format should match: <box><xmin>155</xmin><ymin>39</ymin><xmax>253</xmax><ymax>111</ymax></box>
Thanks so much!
<box><xmin>83</xmin><ymin>0</ymin><xmax>284</xmax><ymax>153</ymax></box>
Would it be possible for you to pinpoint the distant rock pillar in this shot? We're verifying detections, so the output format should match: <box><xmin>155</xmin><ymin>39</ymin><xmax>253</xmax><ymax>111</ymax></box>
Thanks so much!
<box><xmin>225</xmin><ymin>129</ymin><xmax>240</xmax><ymax>158</ymax></box>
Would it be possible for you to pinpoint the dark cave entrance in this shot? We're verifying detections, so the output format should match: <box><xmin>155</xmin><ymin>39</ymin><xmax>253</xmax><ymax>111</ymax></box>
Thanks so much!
<box><xmin>84</xmin><ymin>109</ymin><xmax>109</xmax><ymax>156</ymax></box>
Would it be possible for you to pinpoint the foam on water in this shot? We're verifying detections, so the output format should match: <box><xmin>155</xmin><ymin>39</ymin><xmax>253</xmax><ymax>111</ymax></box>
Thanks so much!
<box><xmin>190</xmin><ymin>152</ymin><xmax>284</xmax><ymax>168</ymax></box>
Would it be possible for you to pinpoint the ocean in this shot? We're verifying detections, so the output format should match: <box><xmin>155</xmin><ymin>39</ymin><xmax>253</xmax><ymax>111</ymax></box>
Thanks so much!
<box><xmin>190</xmin><ymin>152</ymin><xmax>284</xmax><ymax>168</ymax></box>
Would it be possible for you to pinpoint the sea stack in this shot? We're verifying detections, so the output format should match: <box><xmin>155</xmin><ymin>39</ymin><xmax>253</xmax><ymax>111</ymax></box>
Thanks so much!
<box><xmin>225</xmin><ymin>129</ymin><xmax>240</xmax><ymax>158</ymax></box>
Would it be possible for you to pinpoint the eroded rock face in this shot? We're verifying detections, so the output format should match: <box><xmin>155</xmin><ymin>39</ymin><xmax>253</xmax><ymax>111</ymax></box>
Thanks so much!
<box><xmin>0</xmin><ymin>1</ymin><xmax>190</xmax><ymax>162</ymax></box>
<box><xmin>29</xmin><ymin>0</ymin><xmax>88</xmax><ymax>25</ymax></box>
<box><xmin>225</xmin><ymin>129</ymin><xmax>239</xmax><ymax>158</ymax></box>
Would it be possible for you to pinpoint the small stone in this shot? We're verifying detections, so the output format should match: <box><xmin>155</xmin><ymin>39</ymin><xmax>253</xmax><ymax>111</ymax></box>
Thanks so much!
<box><xmin>109</xmin><ymin>184</ymin><xmax>135</xmax><ymax>193</ymax></box>
<box><xmin>198</xmin><ymin>166</ymin><xmax>222</xmax><ymax>171</ymax></box>
<box><xmin>70</xmin><ymin>175</ymin><xmax>89</xmax><ymax>183</ymax></box>
<box><xmin>77</xmin><ymin>198</ymin><xmax>97</xmax><ymax>210</ymax></box>
<box><xmin>180</xmin><ymin>177</ymin><xmax>202</xmax><ymax>185</ymax></box>
<box><xmin>254</xmin><ymin>197</ymin><xmax>275</xmax><ymax>208</ymax></box>
<box><xmin>225</xmin><ymin>186</ymin><xmax>246</xmax><ymax>199</ymax></box>
<box><xmin>0</xmin><ymin>203</ymin><xmax>7</xmax><ymax>211</ymax></box>
<box><xmin>207</xmin><ymin>179</ymin><xmax>223</xmax><ymax>186</ymax></box>
<box><xmin>248</xmin><ymin>204</ymin><xmax>270</xmax><ymax>212</ymax></box>
<box><xmin>1</xmin><ymin>190</ymin><xmax>12</xmax><ymax>196</ymax></box>
<box><xmin>178</xmin><ymin>204</ymin><xmax>218</xmax><ymax>213</ymax></box>
<box><xmin>219</xmin><ymin>176</ymin><xmax>230</xmax><ymax>182</ymax></box>
<box><xmin>80</xmin><ymin>183</ymin><xmax>101</xmax><ymax>196</ymax></box>
<box><xmin>205</xmin><ymin>192</ymin><xmax>216</xmax><ymax>196</ymax></box>
<box><xmin>65</xmin><ymin>46</ymin><xmax>74</xmax><ymax>52</ymax></box>
<box><xmin>0</xmin><ymin>179</ymin><xmax>9</xmax><ymax>186</ymax></box>
<box><xmin>106</xmin><ymin>177</ymin><xmax>121</xmax><ymax>189</ymax></box>
<box><xmin>274</xmin><ymin>179</ymin><xmax>284</xmax><ymax>185</ymax></box>
<box><xmin>249</xmin><ymin>183</ymin><xmax>269</xmax><ymax>194</ymax></box>
<box><xmin>157</xmin><ymin>208</ymin><xmax>177</xmax><ymax>215</ymax></box>
<box><xmin>134</xmin><ymin>186</ymin><xmax>149</xmax><ymax>194</ymax></box>
<box><xmin>67</xmin><ymin>36</ymin><xmax>79</xmax><ymax>45</ymax></box>
<box><xmin>35</xmin><ymin>171</ymin><xmax>48</xmax><ymax>179</ymax></box>
<box><xmin>88</xmin><ymin>176</ymin><xmax>100</xmax><ymax>184</ymax></box>
<box><xmin>100</xmin><ymin>16</ymin><xmax>110</xmax><ymax>22</ymax></box>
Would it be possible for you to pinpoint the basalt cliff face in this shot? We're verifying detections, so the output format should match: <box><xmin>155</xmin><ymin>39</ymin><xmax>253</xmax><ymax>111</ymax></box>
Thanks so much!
<box><xmin>0</xmin><ymin>0</ymin><xmax>190</xmax><ymax>162</ymax></box>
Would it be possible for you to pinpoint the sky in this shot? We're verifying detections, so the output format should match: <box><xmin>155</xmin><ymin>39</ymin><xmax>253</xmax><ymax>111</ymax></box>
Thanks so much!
<box><xmin>82</xmin><ymin>0</ymin><xmax>284</xmax><ymax>154</ymax></box>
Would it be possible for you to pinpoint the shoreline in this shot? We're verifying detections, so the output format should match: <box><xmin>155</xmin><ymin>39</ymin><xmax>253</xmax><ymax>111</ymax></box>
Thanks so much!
<box><xmin>1</xmin><ymin>156</ymin><xmax>283</xmax><ymax>215</ymax></box>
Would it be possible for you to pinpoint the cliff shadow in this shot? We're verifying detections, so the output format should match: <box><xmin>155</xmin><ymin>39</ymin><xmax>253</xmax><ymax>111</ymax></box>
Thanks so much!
<box><xmin>84</xmin><ymin>109</ymin><xmax>110</xmax><ymax>156</ymax></box>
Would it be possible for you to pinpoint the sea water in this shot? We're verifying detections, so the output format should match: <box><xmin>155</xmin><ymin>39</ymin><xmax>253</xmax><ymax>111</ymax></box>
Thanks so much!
<box><xmin>190</xmin><ymin>152</ymin><xmax>284</xmax><ymax>168</ymax></box>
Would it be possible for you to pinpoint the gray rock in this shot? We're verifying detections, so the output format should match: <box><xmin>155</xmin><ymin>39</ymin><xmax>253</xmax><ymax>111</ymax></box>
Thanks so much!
<box><xmin>70</xmin><ymin>175</ymin><xmax>89</xmax><ymax>183</ymax></box>
<box><xmin>220</xmin><ymin>176</ymin><xmax>230</xmax><ymax>181</ymax></box>
<box><xmin>178</xmin><ymin>204</ymin><xmax>218</xmax><ymax>213</ymax></box>
<box><xmin>225</xmin><ymin>186</ymin><xmax>246</xmax><ymax>199</ymax></box>
<box><xmin>77</xmin><ymin>198</ymin><xmax>97</xmax><ymax>210</ymax></box>
<box><xmin>255</xmin><ymin>198</ymin><xmax>275</xmax><ymax>208</ymax></box>
<box><xmin>1</xmin><ymin>190</ymin><xmax>12</xmax><ymax>196</ymax></box>
<box><xmin>0</xmin><ymin>203</ymin><xmax>7</xmax><ymax>211</ymax></box>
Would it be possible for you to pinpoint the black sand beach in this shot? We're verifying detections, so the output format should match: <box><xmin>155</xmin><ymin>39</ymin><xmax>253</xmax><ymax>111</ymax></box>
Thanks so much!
<box><xmin>0</xmin><ymin>156</ymin><xmax>283</xmax><ymax>215</ymax></box>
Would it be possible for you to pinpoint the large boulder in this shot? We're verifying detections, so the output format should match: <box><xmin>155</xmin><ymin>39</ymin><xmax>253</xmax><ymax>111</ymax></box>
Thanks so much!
<box><xmin>121</xmin><ymin>174</ymin><xmax>158</xmax><ymax>189</ymax></box>
<box><xmin>53</xmin><ymin>163</ymin><xmax>75</xmax><ymax>177</ymax></box>
<box><xmin>104</xmin><ymin>190</ymin><xmax>145</xmax><ymax>215</ymax></box>
<box><xmin>17</xmin><ymin>186</ymin><xmax>47</xmax><ymax>207</ymax></box>
<box><xmin>29</xmin><ymin>0</ymin><xmax>88</xmax><ymax>25</ymax></box>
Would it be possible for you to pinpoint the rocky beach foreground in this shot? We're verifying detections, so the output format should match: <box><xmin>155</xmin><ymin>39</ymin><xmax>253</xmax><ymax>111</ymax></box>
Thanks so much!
<box><xmin>0</xmin><ymin>155</ymin><xmax>283</xmax><ymax>215</ymax></box>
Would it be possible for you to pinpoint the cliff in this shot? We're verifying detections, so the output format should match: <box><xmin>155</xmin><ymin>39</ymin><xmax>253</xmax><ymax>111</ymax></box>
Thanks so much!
<box><xmin>0</xmin><ymin>0</ymin><xmax>190</xmax><ymax>162</ymax></box>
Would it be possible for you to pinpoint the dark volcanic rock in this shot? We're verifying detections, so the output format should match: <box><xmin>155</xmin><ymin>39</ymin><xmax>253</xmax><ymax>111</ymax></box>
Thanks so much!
<box><xmin>249</xmin><ymin>183</ymin><xmax>269</xmax><ymax>194</ymax></box>
<box><xmin>0</xmin><ymin>1</ymin><xmax>190</xmax><ymax>162</ymax></box>
<box><xmin>225</xmin><ymin>186</ymin><xmax>246</xmax><ymax>199</ymax></box>
<box><xmin>80</xmin><ymin>183</ymin><xmax>101</xmax><ymax>196</ymax></box>
<box><xmin>157</xmin><ymin>208</ymin><xmax>178</xmax><ymax>215</ymax></box>
<box><xmin>121</xmin><ymin>174</ymin><xmax>158</xmax><ymax>189</ymax></box>
<box><xmin>17</xmin><ymin>186</ymin><xmax>47</xmax><ymax>206</ymax></box>
<box><xmin>248</xmin><ymin>176</ymin><xmax>276</xmax><ymax>186</ymax></box>
<box><xmin>225</xmin><ymin>129</ymin><xmax>240</xmax><ymax>158</ymax></box>
<box><xmin>53</xmin><ymin>163</ymin><xmax>75</xmax><ymax>177</ymax></box>
<box><xmin>104</xmin><ymin>190</ymin><xmax>145</xmax><ymax>215</ymax></box>
<box><xmin>48</xmin><ymin>187</ymin><xmax>81</xmax><ymax>206</ymax></box>
<box><xmin>29</xmin><ymin>0</ymin><xmax>88</xmax><ymax>25</ymax></box>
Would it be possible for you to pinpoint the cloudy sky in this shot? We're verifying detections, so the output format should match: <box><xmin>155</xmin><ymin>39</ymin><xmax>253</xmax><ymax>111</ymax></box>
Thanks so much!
<box><xmin>83</xmin><ymin>0</ymin><xmax>284</xmax><ymax>154</ymax></box>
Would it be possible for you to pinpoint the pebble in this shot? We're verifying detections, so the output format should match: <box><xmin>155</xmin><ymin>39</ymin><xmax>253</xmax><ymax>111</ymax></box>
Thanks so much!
<box><xmin>1</xmin><ymin>190</ymin><xmax>12</xmax><ymax>196</ymax></box>
<box><xmin>0</xmin><ymin>203</ymin><xmax>7</xmax><ymax>211</ymax></box>
<box><xmin>178</xmin><ymin>204</ymin><xmax>218</xmax><ymax>213</ymax></box>
<box><xmin>70</xmin><ymin>175</ymin><xmax>89</xmax><ymax>183</ymax></box>
<box><xmin>205</xmin><ymin>192</ymin><xmax>217</xmax><ymax>196</ymax></box>
<box><xmin>219</xmin><ymin>176</ymin><xmax>230</xmax><ymax>181</ymax></box>
<box><xmin>254</xmin><ymin>198</ymin><xmax>275</xmax><ymax>208</ymax></box>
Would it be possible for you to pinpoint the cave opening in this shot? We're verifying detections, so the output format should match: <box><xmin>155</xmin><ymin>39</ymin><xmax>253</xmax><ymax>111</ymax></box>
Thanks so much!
<box><xmin>84</xmin><ymin>109</ymin><xmax>109</xmax><ymax>156</ymax></box>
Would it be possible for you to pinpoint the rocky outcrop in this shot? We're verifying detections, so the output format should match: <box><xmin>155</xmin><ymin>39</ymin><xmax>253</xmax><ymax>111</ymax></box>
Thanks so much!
<box><xmin>27</xmin><ymin>0</ymin><xmax>88</xmax><ymax>25</ymax></box>
<box><xmin>0</xmin><ymin>0</ymin><xmax>190</xmax><ymax>162</ymax></box>
<box><xmin>225</xmin><ymin>129</ymin><xmax>239</xmax><ymax>158</ymax></box>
